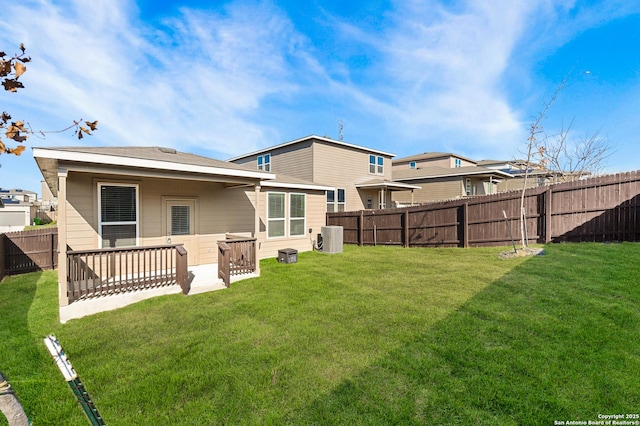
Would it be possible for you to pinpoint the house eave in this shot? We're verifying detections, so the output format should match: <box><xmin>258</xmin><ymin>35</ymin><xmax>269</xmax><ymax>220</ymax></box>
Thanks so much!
<box><xmin>260</xmin><ymin>181</ymin><xmax>334</xmax><ymax>191</ymax></box>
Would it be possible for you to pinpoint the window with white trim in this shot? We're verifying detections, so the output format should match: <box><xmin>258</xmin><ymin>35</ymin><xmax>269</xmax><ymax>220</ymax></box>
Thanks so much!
<box><xmin>409</xmin><ymin>161</ymin><xmax>416</xmax><ymax>169</ymax></box>
<box><xmin>267</xmin><ymin>192</ymin><xmax>285</xmax><ymax>238</ymax></box>
<box><xmin>454</xmin><ymin>158</ymin><xmax>462</xmax><ymax>168</ymax></box>
<box><xmin>257</xmin><ymin>154</ymin><xmax>271</xmax><ymax>172</ymax></box>
<box><xmin>267</xmin><ymin>192</ymin><xmax>307</xmax><ymax>239</ymax></box>
<box><xmin>99</xmin><ymin>183</ymin><xmax>138</xmax><ymax>248</ymax></box>
<box><xmin>369</xmin><ymin>155</ymin><xmax>384</xmax><ymax>174</ymax></box>
<box><xmin>326</xmin><ymin>190</ymin><xmax>335</xmax><ymax>213</ymax></box>
<box><xmin>289</xmin><ymin>193</ymin><xmax>306</xmax><ymax>236</ymax></box>
<box><xmin>326</xmin><ymin>188</ymin><xmax>345</xmax><ymax>212</ymax></box>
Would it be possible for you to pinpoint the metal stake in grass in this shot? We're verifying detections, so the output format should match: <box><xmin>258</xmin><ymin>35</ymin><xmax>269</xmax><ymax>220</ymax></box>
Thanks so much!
<box><xmin>43</xmin><ymin>334</ymin><xmax>106</xmax><ymax>426</ymax></box>
<box><xmin>503</xmin><ymin>210</ymin><xmax>517</xmax><ymax>254</ymax></box>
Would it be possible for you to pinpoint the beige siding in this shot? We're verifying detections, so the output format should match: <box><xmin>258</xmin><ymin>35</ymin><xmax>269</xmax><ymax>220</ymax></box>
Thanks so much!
<box><xmin>64</xmin><ymin>172</ymin><xmax>256</xmax><ymax>265</ymax></box>
<box><xmin>312</xmin><ymin>142</ymin><xmax>393</xmax><ymax>211</ymax></box>
<box><xmin>270</xmin><ymin>141</ymin><xmax>314</xmax><ymax>180</ymax></box>
<box><xmin>65</xmin><ymin>173</ymin><xmax>98</xmax><ymax>250</ymax></box>
<box><xmin>254</xmin><ymin>188</ymin><xmax>326</xmax><ymax>259</ymax></box>
<box><xmin>497</xmin><ymin>176</ymin><xmax>548</xmax><ymax>192</ymax></box>
<box><xmin>392</xmin><ymin>177</ymin><xmax>464</xmax><ymax>204</ymax></box>
<box><xmin>232</xmin><ymin>140</ymin><xmax>314</xmax><ymax>181</ymax></box>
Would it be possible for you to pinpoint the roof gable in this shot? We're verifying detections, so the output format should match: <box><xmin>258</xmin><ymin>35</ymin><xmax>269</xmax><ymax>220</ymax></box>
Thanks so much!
<box><xmin>227</xmin><ymin>135</ymin><xmax>396</xmax><ymax>161</ymax></box>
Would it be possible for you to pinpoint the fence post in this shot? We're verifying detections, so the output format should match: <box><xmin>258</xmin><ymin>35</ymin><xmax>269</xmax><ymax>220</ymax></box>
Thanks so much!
<box><xmin>359</xmin><ymin>211</ymin><xmax>364</xmax><ymax>246</ymax></box>
<box><xmin>544</xmin><ymin>186</ymin><xmax>552</xmax><ymax>243</ymax></box>
<box><xmin>461</xmin><ymin>202</ymin><xmax>469</xmax><ymax>248</ymax></box>
<box><xmin>403</xmin><ymin>210</ymin><xmax>410</xmax><ymax>248</ymax></box>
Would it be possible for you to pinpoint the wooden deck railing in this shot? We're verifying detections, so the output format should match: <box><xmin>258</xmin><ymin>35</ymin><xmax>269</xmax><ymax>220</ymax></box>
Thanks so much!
<box><xmin>217</xmin><ymin>237</ymin><xmax>257</xmax><ymax>287</ymax></box>
<box><xmin>66</xmin><ymin>244</ymin><xmax>188</xmax><ymax>303</ymax></box>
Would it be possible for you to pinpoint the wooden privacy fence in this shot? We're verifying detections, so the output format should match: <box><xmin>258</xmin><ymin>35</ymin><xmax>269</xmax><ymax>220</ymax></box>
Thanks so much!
<box><xmin>0</xmin><ymin>227</ymin><xmax>58</xmax><ymax>281</ymax></box>
<box><xmin>66</xmin><ymin>244</ymin><xmax>189</xmax><ymax>303</ymax></box>
<box><xmin>328</xmin><ymin>171</ymin><xmax>640</xmax><ymax>247</ymax></box>
<box><xmin>217</xmin><ymin>237</ymin><xmax>257</xmax><ymax>287</ymax></box>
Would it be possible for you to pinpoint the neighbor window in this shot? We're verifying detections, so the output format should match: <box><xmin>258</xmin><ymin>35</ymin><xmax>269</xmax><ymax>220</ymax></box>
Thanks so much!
<box><xmin>369</xmin><ymin>155</ymin><xmax>384</xmax><ymax>174</ymax></box>
<box><xmin>455</xmin><ymin>158</ymin><xmax>462</xmax><ymax>168</ymax></box>
<box><xmin>289</xmin><ymin>194</ymin><xmax>306</xmax><ymax>236</ymax></box>
<box><xmin>326</xmin><ymin>189</ymin><xmax>345</xmax><ymax>212</ymax></box>
<box><xmin>257</xmin><ymin>154</ymin><xmax>271</xmax><ymax>172</ymax></box>
<box><xmin>267</xmin><ymin>192</ymin><xmax>285</xmax><ymax>238</ymax></box>
<box><xmin>99</xmin><ymin>183</ymin><xmax>138</xmax><ymax>248</ymax></box>
<box><xmin>326</xmin><ymin>190</ymin><xmax>335</xmax><ymax>213</ymax></box>
<box><xmin>465</xmin><ymin>178</ymin><xmax>473</xmax><ymax>196</ymax></box>
<box><xmin>410</xmin><ymin>161</ymin><xmax>416</xmax><ymax>169</ymax></box>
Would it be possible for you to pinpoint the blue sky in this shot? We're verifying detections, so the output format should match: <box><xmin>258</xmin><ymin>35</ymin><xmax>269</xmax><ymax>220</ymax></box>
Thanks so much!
<box><xmin>1</xmin><ymin>0</ymin><xmax>639</xmax><ymax>195</ymax></box>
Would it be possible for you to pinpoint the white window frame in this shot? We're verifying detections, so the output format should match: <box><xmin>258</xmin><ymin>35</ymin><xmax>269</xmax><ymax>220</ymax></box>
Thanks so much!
<box><xmin>289</xmin><ymin>193</ymin><xmax>306</xmax><ymax>237</ymax></box>
<box><xmin>326</xmin><ymin>190</ymin><xmax>335</xmax><ymax>213</ymax></box>
<box><xmin>465</xmin><ymin>178</ymin><xmax>475</xmax><ymax>196</ymax></box>
<box><xmin>257</xmin><ymin>153</ymin><xmax>271</xmax><ymax>172</ymax></box>
<box><xmin>267</xmin><ymin>192</ymin><xmax>307</xmax><ymax>239</ymax></box>
<box><xmin>410</xmin><ymin>161</ymin><xmax>416</xmax><ymax>169</ymax></box>
<box><xmin>455</xmin><ymin>158</ymin><xmax>462</xmax><ymax>168</ymax></box>
<box><xmin>267</xmin><ymin>192</ymin><xmax>286</xmax><ymax>239</ymax></box>
<box><xmin>369</xmin><ymin>155</ymin><xmax>384</xmax><ymax>175</ymax></box>
<box><xmin>326</xmin><ymin>188</ymin><xmax>345</xmax><ymax>212</ymax></box>
<box><xmin>98</xmin><ymin>182</ymin><xmax>139</xmax><ymax>248</ymax></box>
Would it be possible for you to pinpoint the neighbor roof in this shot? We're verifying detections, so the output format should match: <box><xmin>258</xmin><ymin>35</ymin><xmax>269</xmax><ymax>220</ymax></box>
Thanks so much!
<box><xmin>393</xmin><ymin>165</ymin><xmax>513</xmax><ymax>181</ymax></box>
<box><xmin>355</xmin><ymin>178</ymin><xmax>421</xmax><ymax>191</ymax></box>
<box><xmin>393</xmin><ymin>152</ymin><xmax>477</xmax><ymax>164</ymax></box>
<box><xmin>227</xmin><ymin>134</ymin><xmax>396</xmax><ymax>161</ymax></box>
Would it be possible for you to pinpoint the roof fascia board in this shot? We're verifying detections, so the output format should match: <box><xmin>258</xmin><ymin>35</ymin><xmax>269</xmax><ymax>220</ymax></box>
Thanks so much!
<box><xmin>356</xmin><ymin>182</ymin><xmax>422</xmax><ymax>190</ymax></box>
<box><xmin>260</xmin><ymin>181</ymin><xmax>334</xmax><ymax>191</ymax></box>
<box><xmin>394</xmin><ymin>169</ymin><xmax>512</xmax><ymax>181</ymax></box>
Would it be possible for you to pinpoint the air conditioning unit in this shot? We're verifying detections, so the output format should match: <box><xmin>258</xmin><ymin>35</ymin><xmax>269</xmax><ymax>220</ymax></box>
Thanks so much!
<box><xmin>321</xmin><ymin>226</ymin><xmax>343</xmax><ymax>254</ymax></box>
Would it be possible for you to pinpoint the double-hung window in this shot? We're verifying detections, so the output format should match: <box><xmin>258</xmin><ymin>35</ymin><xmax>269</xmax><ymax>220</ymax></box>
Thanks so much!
<box><xmin>454</xmin><ymin>158</ymin><xmax>462</xmax><ymax>168</ymax></box>
<box><xmin>289</xmin><ymin>194</ymin><xmax>306</xmax><ymax>236</ymax></box>
<box><xmin>267</xmin><ymin>192</ymin><xmax>285</xmax><ymax>238</ymax></box>
<box><xmin>257</xmin><ymin>154</ymin><xmax>271</xmax><ymax>172</ymax></box>
<box><xmin>369</xmin><ymin>155</ymin><xmax>383</xmax><ymax>174</ymax></box>
<box><xmin>99</xmin><ymin>183</ymin><xmax>138</xmax><ymax>248</ymax></box>
<box><xmin>326</xmin><ymin>189</ymin><xmax>345</xmax><ymax>212</ymax></box>
<box><xmin>267</xmin><ymin>192</ymin><xmax>306</xmax><ymax>238</ymax></box>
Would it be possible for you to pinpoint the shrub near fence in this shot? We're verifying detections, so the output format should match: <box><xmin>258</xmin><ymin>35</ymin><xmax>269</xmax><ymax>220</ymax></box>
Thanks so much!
<box><xmin>0</xmin><ymin>227</ymin><xmax>58</xmax><ymax>281</ymax></box>
<box><xmin>328</xmin><ymin>171</ymin><xmax>640</xmax><ymax>247</ymax></box>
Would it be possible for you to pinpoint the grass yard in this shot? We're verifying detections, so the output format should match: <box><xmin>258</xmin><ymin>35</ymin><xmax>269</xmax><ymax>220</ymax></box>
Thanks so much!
<box><xmin>1</xmin><ymin>243</ymin><xmax>638</xmax><ymax>425</ymax></box>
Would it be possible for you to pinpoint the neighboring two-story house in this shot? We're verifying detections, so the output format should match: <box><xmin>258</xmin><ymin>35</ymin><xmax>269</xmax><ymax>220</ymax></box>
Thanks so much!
<box><xmin>391</xmin><ymin>152</ymin><xmax>513</xmax><ymax>204</ymax></box>
<box><xmin>228</xmin><ymin>135</ymin><xmax>420</xmax><ymax>211</ymax></box>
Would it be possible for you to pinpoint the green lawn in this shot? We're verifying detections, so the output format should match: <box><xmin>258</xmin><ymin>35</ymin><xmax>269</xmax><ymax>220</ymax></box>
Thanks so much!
<box><xmin>1</xmin><ymin>243</ymin><xmax>638</xmax><ymax>425</ymax></box>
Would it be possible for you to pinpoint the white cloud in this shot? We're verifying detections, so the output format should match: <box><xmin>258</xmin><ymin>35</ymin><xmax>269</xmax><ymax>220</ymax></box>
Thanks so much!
<box><xmin>1</xmin><ymin>0</ymin><xmax>309</xmax><ymax>157</ymax></box>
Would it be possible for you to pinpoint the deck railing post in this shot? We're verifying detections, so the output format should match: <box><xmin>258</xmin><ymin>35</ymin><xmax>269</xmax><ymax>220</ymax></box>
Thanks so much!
<box><xmin>217</xmin><ymin>242</ymin><xmax>230</xmax><ymax>287</ymax></box>
<box><xmin>175</xmin><ymin>245</ymin><xmax>189</xmax><ymax>294</ymax></box>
